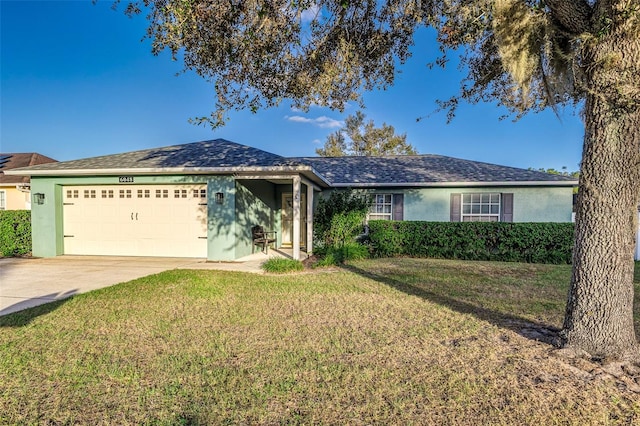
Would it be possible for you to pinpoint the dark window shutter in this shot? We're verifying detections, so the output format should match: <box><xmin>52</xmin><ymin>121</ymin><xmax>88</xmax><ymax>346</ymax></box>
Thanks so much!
<box><xmin>450</xmin><ymin>193</ymin><xmax>461</xmax><ymax>222</ymax></box>
<box><xmin>501</xmin><ymin>193</ymin><xmax>514</xmax><ymax>222</ymax></box>
<box><xmin>393</xmin><ymin>194</ymin><xmax>404</xmax><ymax>221</ymax></box>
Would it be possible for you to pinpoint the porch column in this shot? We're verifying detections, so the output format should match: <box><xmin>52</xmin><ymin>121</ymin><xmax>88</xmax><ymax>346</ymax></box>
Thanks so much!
<box><xmin>306</xmin><ymin>184</ymin><xmax>314</xmax><ymax>256</ymax></box>
<box><xmin>292</xmin><ymin>175</ymin><xmax>301</xmax><ymax>260</ymax></box>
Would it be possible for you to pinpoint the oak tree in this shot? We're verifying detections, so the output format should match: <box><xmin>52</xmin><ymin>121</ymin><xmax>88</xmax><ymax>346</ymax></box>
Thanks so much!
<box><xmin>122</xmin><ymin>1</ymin><xmax>640</xmax><ymax>360</ymax></box>
<box><xmin>316</xmin><ymin>111</ymin><xmax>417</xmax><ymax>156</ymax></box>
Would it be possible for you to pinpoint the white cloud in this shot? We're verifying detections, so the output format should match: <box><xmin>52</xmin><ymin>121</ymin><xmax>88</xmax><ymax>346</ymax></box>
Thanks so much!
<box><xmin>312</xmin><ymin>139</ymin><xmax>322</xmax><ymax>145</ymax></box>
<box><xmin>285</xmin><ymin>115</ymin><xmax>343</xmax><ymax>128</ymax></box>
<box><xmin>300</xmin><ymin>4</ymin><xmax>320</xmax><ymax>23</ymax></box>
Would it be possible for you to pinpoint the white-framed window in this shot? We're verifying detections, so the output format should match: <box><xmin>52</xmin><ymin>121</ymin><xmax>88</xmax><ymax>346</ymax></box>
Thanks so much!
<box><xmin>0</xmin><ymin>190</ymin><xmax>6</xmax><ymax>210</ymax></box>
<box><xmin>369</xmin><ymin>194</ymin><xmax>393</xmax><ymax>220</ymax></box>
<box><xmin>462</xmin><ymin>193</ymin><xmax>500</xmax><ymax>222</ymax></box>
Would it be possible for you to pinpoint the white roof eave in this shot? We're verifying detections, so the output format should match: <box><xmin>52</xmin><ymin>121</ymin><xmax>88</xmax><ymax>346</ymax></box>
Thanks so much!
<box><xmin>329</xmin><ymin>180</ymin><xmax>579</xmax><ymax>187</ymax></box>
<box><xmin>5</xmin><ymin>165</ymin><xmax>312</xmax><ymax>176</ymax></box>
<box><xmin>5</xmin><ymin>165</ymin><xmax>334</xmax><ymax>187</ymax></box>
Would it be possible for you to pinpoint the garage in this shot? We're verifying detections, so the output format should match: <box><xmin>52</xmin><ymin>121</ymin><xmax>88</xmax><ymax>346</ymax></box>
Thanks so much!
<box><xmin>62</xmin><ymin>184</ymin><xmax>208</xmax><ymax>257</ymax></box>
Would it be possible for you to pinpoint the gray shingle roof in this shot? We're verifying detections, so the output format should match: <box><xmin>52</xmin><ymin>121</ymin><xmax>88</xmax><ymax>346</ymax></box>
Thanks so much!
<box><xmin>298</xmin><ymin>155</ymin><xmax>577</xmax><ymax>186</ymax></box>
<box><xmin>17</xmin><ymin>139</ymin><xmax>290</xmax><ymax>171</ymax></box>
<box><xmin>9</xmin><ymin>139</ymin><xmax>577</xmax><ymax>186</ymax></box>
<box><xmin>0</xmin><ymin>152</ymin><xmax>57</xmax><ymax>184</ymax></box>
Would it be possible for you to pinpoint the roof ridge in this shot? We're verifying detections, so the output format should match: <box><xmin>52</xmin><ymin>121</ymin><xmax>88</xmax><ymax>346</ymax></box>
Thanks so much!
<box><xmin>61</xmin><ymin>139</ymin><xmax>284</xmax><ymax>164</ymax></box>
<box><xmin>297</xmin><ymin>154</ymin><xmax>439</xmax><ymax>160</ymax></box>
<box><xmin>28</xmin><ymin>153</ymin><xmax>39</xmax><ymax>167</ymax></box>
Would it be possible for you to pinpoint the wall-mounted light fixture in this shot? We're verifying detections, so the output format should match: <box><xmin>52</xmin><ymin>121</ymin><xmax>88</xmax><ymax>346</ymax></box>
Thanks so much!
<box><xmin>215</xmin><ymin>192</ymin><xmax>224</xmax><ymax>205</ymax></box>
<box><xmin>33</xmin><ymin>193</ymin><xmax>45</xmax><ymax>205</ymax></box>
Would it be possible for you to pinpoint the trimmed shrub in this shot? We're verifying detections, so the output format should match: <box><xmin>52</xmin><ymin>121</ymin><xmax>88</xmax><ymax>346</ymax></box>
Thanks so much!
<box><xmin>314</xmin><ymin>189</ymin><xmax>369</xmax><ymax>248</ymax></box>
<box><xmin>324</xmin><ymin>211</ymin><xmax>367</xmax><ymax>248</ymax></box>
<box><xmin>0</xmin><ymin>210</ymin><xmax>32</xmax><ymax>257</ymax></box>
<box><xmin>262</xmin><ymin>257</ymin><xmax>304</xmax><ymax>273</ymax></box>
<box><xmin>368</xmin><ymin>221</ymin><xmax>574</xmax><ymax>264</ymax></box>
<box><xmin>313</xmin><ymin>189</ymin><xmax>371</xmax><ymax>266</ymax></box>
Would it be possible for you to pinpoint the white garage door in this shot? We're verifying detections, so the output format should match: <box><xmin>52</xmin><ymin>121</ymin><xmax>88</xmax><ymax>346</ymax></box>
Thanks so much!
<box><xmin>63</xmin><ymin>185</ymin><xmax>208</xmax><ymax>257</ymax></box>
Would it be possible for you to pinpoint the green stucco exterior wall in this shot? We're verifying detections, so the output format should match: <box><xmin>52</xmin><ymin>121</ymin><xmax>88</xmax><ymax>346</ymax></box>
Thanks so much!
<box><xmin>398</xmin><ymin>186</ymin><xmax>574</xmax><ymax>222</ymax></box>
<box><xmin>29</xmin><ymin>175</ymin><xmax>243</xmax><ymax>261</ymax></box>
<box><xmin>207</xmin><ymin>176</ymin><xmax>237</xmax><ymax>261</ymax></box>
<box><xmin>29</xmin><ymin>179</ymin><xmax>63</xmax><ymax>257</ymax></box>
<box><xmin>317</xmin><ymin>186</ymin><xmax>574</xmax><ymax>223</ymax></box>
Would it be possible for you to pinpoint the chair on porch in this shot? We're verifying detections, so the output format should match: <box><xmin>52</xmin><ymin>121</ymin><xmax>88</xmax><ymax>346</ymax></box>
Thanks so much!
<box><xmin>251</xmin><ymin>225</ymin><xmax>277</xmax><ymax>254</ymax></box>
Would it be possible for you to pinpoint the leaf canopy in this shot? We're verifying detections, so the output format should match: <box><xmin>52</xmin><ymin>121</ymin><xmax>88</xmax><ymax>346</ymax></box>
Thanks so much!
<box><xmin>119</xmin><ymin>1</ymin><xmax>640</xmax><ymax>126</ymax></box>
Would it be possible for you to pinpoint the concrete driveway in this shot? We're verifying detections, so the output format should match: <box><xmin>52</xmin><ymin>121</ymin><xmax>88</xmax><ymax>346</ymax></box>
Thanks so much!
<box><xmin>0</xmin><ymin>254</ymin><xmax>269</xmax><ymax>316</ymax></box>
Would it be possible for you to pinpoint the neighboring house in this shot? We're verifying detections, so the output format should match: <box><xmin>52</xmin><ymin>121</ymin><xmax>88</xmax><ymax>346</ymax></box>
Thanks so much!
<box><xmin>7</xmin><ymin>139</ymin><xmax>577</xmax><ymax>261</ymax></box>
<box><xmin>0</xmin><ymin>153</ymin><xmax>57</xmax><ymax>210</ymax></box>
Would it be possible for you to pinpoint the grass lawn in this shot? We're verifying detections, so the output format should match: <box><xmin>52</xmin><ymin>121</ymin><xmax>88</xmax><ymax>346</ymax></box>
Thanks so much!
<box><xmin>1</xmin><ymin>259</ymin><xmax>639</xmax><ymax>424</ymax></box>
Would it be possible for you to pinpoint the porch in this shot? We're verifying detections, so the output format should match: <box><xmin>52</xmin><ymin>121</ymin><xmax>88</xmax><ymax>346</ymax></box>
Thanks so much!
<box><xmin>234</xmin><ymin>174</ymin><xmax>321</xmax><ymax>261</ymax></box>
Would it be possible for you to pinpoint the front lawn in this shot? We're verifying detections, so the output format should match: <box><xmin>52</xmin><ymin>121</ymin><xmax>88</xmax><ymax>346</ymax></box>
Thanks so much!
<box><xmin>1</xmin><ymin>259</ymin><xmax>639</xmax><ymax>424</ymax></box>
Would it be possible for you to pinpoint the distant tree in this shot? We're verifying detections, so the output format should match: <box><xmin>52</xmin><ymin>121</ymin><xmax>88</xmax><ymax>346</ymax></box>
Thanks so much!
<box><xmin>529</xmin><ymin>167</ymin><xmax>580</xmax><ymax>179</ymax></box>
<box><xmin>316</xmin><ymin>111</ymin><xmax>417</xmax><ymax>157</ymax></box>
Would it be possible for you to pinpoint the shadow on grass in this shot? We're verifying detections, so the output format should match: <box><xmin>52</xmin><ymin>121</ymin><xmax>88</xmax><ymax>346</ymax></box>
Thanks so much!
<box><xmin>0</xmin><ymin>297</ymin><xmax>73</xmax><ymax>328</ymax></box>
<box><xmin>342</xmin><ymin>263</ymin><xmax>561</xmax><ymax>347</ymax></box>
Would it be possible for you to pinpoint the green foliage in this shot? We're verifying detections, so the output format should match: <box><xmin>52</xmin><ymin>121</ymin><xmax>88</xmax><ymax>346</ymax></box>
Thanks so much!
<box><xmin>313</xmin><ymin>189</ymin><xmax>371</xmax><ymax>266</ymax></box>
<box><xmin>316</xmin><ymin>111</ymin><xmax>417</xmax><ymax>157</ymax></box>
<box><xmin>324</xmin><ymin>211</ymin><xmax>368</xmax><ymax>248</ymax></box>
<box><xmin>313</xmin><ymin>189</ymin><xmax>369</xmax><ymax>248</ymax></box>
<box><xmin>316</xmin><ymin>242</ymin><xmax>370</xmax><ymax>267</ymax></box>
<box><xmin>262</xmin><ymin>257</ymin><xmax>304</xmax><ymax>273</ymax></box>
<box><xmin>368</xmin><ymin>221</ymin><xmax>575</xmax><ymax>264</ymax></box>
<box><xmin>0</xmin><ymin>210</ymin><xmax>31</xmax><ymax>257</ymax></box>
<box><xmin>528</xmin><ymin>167</ymin><xmax>580</xmax><ymax>178</ymax></box>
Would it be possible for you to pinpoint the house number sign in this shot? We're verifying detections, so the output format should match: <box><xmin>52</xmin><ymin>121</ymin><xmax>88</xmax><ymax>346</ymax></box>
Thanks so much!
<box><xmin>118</xmin><ymin>176</ymin><xmax>134</xmax><ymax>183</ymax></box>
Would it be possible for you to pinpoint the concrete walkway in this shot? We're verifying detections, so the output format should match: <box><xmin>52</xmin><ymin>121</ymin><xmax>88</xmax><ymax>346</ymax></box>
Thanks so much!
<box><xmin>0</xmin><ymin>252</ymin><xmax>283</xmax><ymax>316</ymax></box>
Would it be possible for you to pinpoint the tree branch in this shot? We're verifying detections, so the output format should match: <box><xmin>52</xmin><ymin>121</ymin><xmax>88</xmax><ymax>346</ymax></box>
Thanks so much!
<box><xmin>544</xmin><ymin>0</ymin><xmax>593</xmax><ymax>35</ymax></box>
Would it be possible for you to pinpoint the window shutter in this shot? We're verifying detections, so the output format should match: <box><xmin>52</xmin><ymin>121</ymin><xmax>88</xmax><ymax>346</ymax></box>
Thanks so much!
<box><xmin>392</xmin><ymin>194</ymin><xmax>404</xmax><ymax>221</ymax></box>
<box><xmin>450</xmin><ymin>193</ymin><xmax>461</xmax><ymax>222</ymax></box>
<box><xmin>501</xmin><ymin>193</ymin><xmax>514</xmax><ymax>222</ymax></box>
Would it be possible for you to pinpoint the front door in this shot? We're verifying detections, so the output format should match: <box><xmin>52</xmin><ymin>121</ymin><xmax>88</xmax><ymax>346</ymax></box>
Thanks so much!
<box><xmin>281</xmin><ymin>193</ymin><xmax>306</xmax><ymax>248</ymax></box>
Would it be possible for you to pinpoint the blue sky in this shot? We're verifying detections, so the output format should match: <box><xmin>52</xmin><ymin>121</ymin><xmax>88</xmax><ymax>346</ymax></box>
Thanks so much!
<box><xmin>1</xmin><ymin>1</ymin><xmax>584</xmax><ymax>171</ymax></box>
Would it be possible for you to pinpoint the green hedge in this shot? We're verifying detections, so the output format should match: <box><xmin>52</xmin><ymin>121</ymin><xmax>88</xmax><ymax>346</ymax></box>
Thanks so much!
<box><xmin>368</xmin><ymin>221</ymin><xmax>574</xmax><ymax>264</ymax></box>
<box><xmin>0</xmin><ymin>210</ymin><xmax>32</xmax><ymax>257</ymax></box>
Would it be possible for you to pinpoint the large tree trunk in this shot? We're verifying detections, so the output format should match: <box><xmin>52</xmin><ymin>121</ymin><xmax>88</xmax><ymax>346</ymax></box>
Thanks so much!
<box><xmin>561</xmin><ymin>4</ymin><xmax>640</xmax><ymax>360</ymax></box>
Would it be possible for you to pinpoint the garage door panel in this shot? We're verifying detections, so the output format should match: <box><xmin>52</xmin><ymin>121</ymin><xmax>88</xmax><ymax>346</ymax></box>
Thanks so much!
<box><xmin>63</xmin><ymin>185</ymin><xmax>207</xmax><ymax>257</ymax></box>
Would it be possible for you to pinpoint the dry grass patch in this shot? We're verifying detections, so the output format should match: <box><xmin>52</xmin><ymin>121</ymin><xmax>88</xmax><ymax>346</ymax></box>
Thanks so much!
<box><xmin>1</xmin><ymin>261</ymin><xmax>639</xmax><ymax>424</ymax></box>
